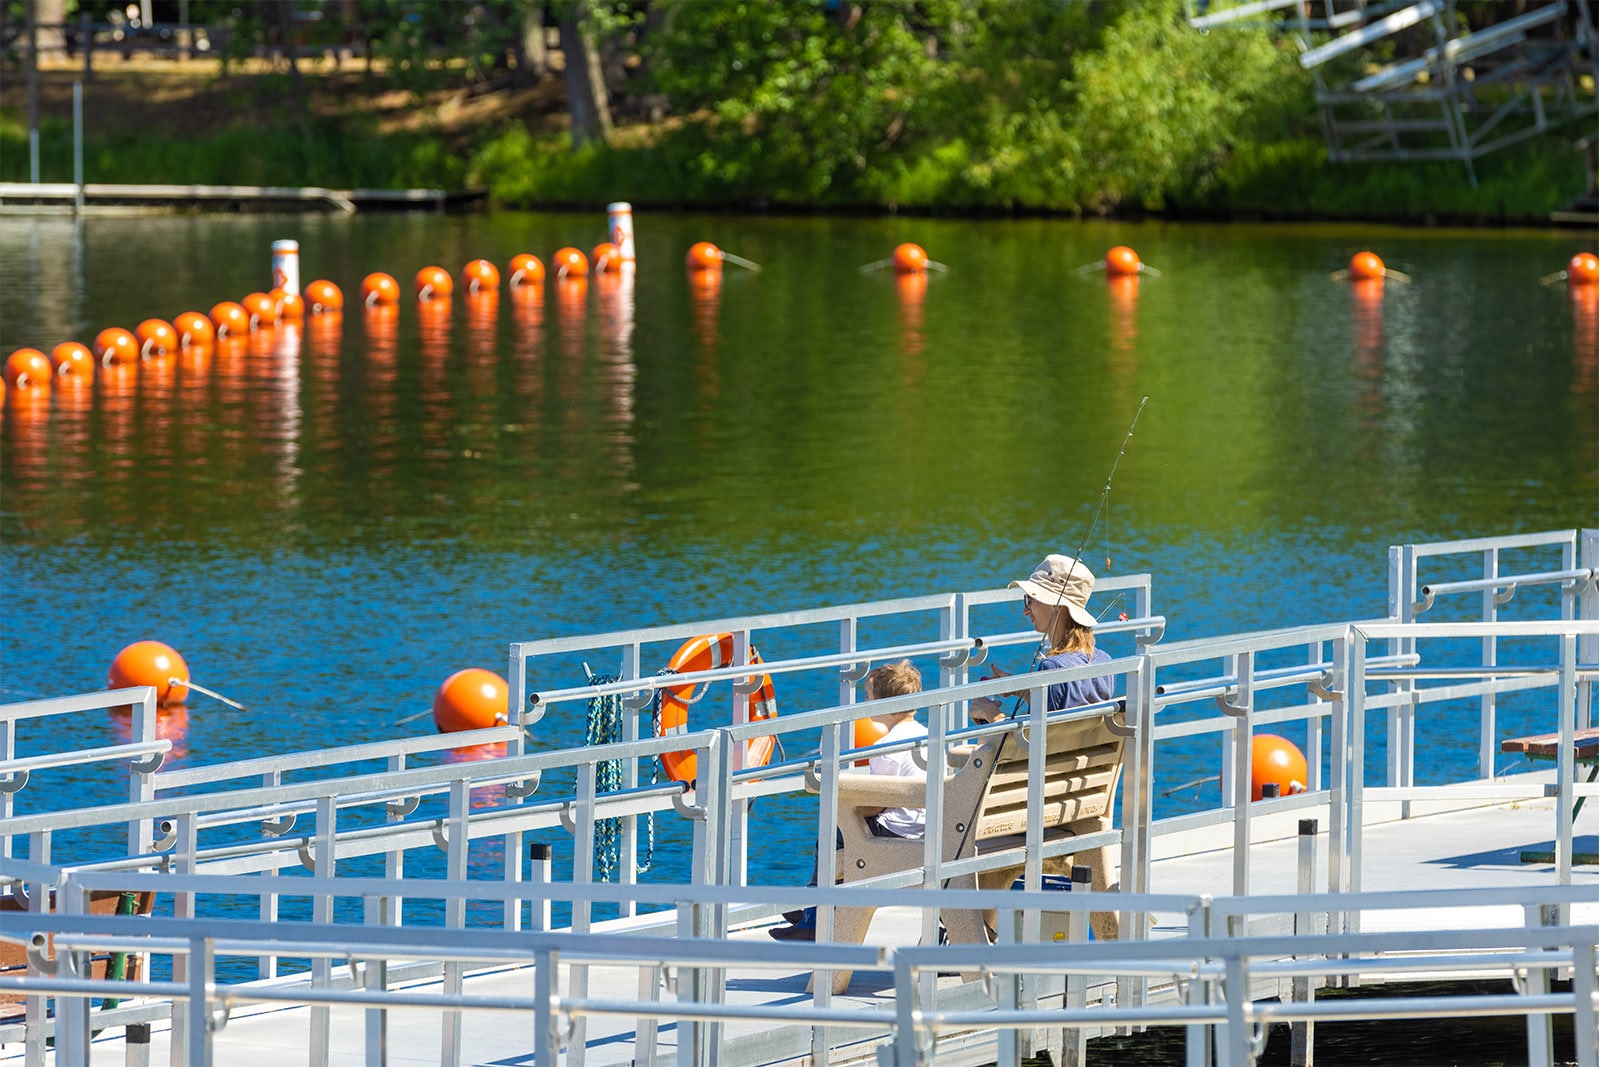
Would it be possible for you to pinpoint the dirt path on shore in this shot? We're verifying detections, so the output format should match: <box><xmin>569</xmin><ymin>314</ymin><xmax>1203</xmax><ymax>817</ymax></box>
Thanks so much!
<box><xmin>0</xmin><ymin>58</ymin><xmax>567</xmax><ymax>144</ymax></box>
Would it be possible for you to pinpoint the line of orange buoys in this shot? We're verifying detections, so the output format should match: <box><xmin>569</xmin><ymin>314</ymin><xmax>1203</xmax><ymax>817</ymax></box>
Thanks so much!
<box><xmin>6</xmin><ymin>239</ymin><xmax>1594</xmax><ymax>421</ymax></box>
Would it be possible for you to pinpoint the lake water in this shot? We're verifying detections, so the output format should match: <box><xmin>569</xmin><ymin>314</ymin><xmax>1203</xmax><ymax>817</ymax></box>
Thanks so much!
<box><xmin>1</xmin><ymin>211</ymin><xmax>1595</xmax><ymax>893</ymax></box>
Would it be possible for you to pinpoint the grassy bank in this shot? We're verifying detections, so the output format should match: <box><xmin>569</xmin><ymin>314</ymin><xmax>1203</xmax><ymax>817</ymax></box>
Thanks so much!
<box><xmin>0</xmin><ymin>64</ymin><xmax>1589</xmax><ymax>225</ymax></box>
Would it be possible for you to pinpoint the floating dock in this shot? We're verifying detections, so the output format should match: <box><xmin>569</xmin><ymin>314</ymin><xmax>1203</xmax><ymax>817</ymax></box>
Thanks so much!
<box><xmin>0</xmin><ymin>182</ymin><xmax>488</xmax><ymax>215</ymax></box>
<box><xmin>1</xmin><ymin>529</ymin><xmax>1596</xmax><ymax>1066</ymax></box>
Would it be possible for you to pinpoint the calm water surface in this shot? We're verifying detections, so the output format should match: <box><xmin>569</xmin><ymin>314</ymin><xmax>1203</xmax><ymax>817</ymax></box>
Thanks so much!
<box><xmin>1</xmin><ymin>211</ymin><xmax>1595</xmax><ymax>891</ymax></box>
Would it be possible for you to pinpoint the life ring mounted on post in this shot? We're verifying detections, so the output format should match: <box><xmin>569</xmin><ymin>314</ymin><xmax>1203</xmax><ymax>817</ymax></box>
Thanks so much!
<box><xmin>657</xmin><ymin>632</ymin><xmax>778</xmax><ymax>784</ymax></box>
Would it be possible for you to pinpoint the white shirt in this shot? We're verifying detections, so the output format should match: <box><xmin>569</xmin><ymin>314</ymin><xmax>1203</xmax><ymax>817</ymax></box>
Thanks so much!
<box><xmin>868</xmin><ymin>718</ymin><xmax>928</xmax><ymax>839</ymax></box>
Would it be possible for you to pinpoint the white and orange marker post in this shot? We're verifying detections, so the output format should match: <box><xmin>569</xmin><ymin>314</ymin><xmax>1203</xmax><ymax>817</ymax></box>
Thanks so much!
<box><xmin>271</xmin><ymin>239</ymin><xmax>301</xmax><ymax>296</ymax></box>
<box><xmin>607</xmin><ymin>202</ymin><xmax>636</xmax><ymax>263</ymax></box>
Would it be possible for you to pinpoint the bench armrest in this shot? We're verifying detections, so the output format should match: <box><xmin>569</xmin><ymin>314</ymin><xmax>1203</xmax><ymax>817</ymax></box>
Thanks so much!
<box><xmin>837</xmin><ymin>772</ymin><xmax>930</xmax><ymax>810</ymax></box>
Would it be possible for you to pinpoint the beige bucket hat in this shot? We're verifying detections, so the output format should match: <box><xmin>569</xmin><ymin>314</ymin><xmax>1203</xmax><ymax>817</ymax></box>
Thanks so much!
<box><xmin>1009</xmin><ymin>554</ymin><xmax>1097</xmax><ymax>629</ymax></box>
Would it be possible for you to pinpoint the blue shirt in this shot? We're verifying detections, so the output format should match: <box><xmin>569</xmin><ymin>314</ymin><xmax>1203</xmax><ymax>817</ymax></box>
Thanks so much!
<box><xmin>1036</xmin><ymin>648</ymin><xmax>1116</xmax><ymax>711</ymax></box>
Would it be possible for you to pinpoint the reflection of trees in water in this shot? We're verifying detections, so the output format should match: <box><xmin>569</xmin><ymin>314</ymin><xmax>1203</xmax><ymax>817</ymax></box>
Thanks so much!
<box><xmin>1573</xmin><ymin>284</ymin><xmax>1596</xmax><ymax>397</ymax></box>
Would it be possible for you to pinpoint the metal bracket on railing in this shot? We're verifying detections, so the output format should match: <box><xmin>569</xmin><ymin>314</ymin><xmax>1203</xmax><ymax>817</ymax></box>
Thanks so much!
<box><xmin>0</xmin><ymin>771</ymin><xmax>27</xmax><ymax>795</ymax></box>
<box><xmin>261</xmin><ymin>814</ymin><xmax>297</xmax><ymax>838</ymax></box>
<box><xmin>1135</xmin><ymin>619</ymin><xmax>1167</xmax><ymax>647</ymax></box>
<box><xmin>1510</xmin><ymin>965</ymin><xmax>1528</xmax><ymax>996</ymax></box>
<box><xmin>980</xmin><ymin>967</ymin><xmax>999</xmax><ymax>1002</ymax></box>
<box><xmin>732</xmin><ymin>675</ymin><xmax>763</xmax><ymax>695</ymax></box>
<box><xmin>804</xmin><ymin>762</ymin><xmax>825</xmax><ymax>794</ymax></box>
<box><xmin>839</xmin><ymin>661</ymin><xmax>870</xmax><ymax>684</ymax></box>
<box><xmin>661</xmin><ymin>964</ymin><xmax>678</xmax><ymax>994</ymax></box>
<box><xmin>1105</xmin><ymin>702</ymin><xmax>1135</xmax><ymax>738</ymax></box>
<box><xmin>348</xmin><ymin>958</ymin><xmax>365</xmax><ymax>987</ymax></box>
<box><xmin>558</xmin><ymin>804</ymin><xmax>577</xmax><ymax>833</ymax></box>
<box><xmin>558</xmin><ymin>1009</ymin><xmax>578</xmax><ymax>1044</ymax></box>
<box><xmin>621</xmin><ymin>689</ymin><xmax>655</xmax><ymax>711</ymax></box>
<box><xmin>1309</xmin><ymin>671</ymin><xmax>1343</xmax><ymax>702</ymax></box>
<box><xmin>152</xmin><ymin>820</ymin><xmax>177</xmax><ymax>852</ymax></box>
<box><xmin>386</xmin><ymin>795</ymin><xmax>420</xmax><ymax>818</ymax></box>
<box><xmin>1214</xmin><ymin>691</ymin><xmax>1249</xmax><ymax>717</ymax></box>
<box><xmin>298</xmin><ymin>840</ymin><xmax>318</xmax><ymax>872</ymax></box>
<box><xmin>209</xmin><ymin>1001</ymin><xmax>232</xmax><ymax>1033</ymax></box>
<box><xmin>671</xmin><ymin>781</ymin><xmax>704</xmax><ymax>819</ymax></box>
<box><xmin>909</xmin><ymin>743</ymin><xmax>929</xmax><ymax>771</ymax></box>
<box><xmin>966</xmin><ymin>643</ymin><xmax>989</xmax><ymax>669</ymax></box>
<box><xmin>25</xmin><ymin>933</ymin><xmax>54</xmax><ymax>975</ymax></box>
<box><xmin>938</xmin><ymin>640</ymin><xmax>984</xmax><ymax>669</ymax></box>
<box><xmin>1493</xmin><ymin>582</ymin><xmax>1517</xmax><ymax>607</ymax></box>
<box><xmin>430</xmin><ymin>821</ymin><xmax>449</xmax><ymax>853</ymax></box>
<box><xmin>1413</xmin><ymin>588</ymin><xmax>1436</xmax><ymax>614</ymax></box>
<box><xmin>505</xmin><ymin>771</ymin><xmax>542</xmax><ymax>799</ymax></box>
<box><xmin>129</xmin><ymin>751</ymin><xmax>166</xmax><ymax>774</ymax></box>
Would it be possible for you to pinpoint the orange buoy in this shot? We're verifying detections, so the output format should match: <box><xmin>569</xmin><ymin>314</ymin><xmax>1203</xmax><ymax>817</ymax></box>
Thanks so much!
<box><xmin>272</xmin><ymin>288</ymin><xmax>306</xmax><ymax>320</ymax></box>
<box><xmin>1348</xmin><ymin>251</ymin><xmax>1386</xmax><ymax>281</ymax></box>
<box><xmin>94</xmin><ymin>327</ymin><xmax>141</xmax><ymax>365</ymax></box>
<box><xmin>892</xmin><ymin>243</ymin><xmax>929</xmax><ymax>274</ymax></box>
<box><xmin>552</xmin><ymin>247</ymin><xmax>589</xmax><ymax>279</ymax></box>
<box><xmin>656</xmin><ymin>634</ymin><xmax>778</xmax><ymax>783</ymax></box>
<box><xmin>1568</xmin><ymin>252</ymin><xmax>1598</xmax><ymax>287</ymax></box>
<box><xmin>686</xmin><ymin>241</ymin><xmax>724</xmax><ymax>273</ymax></box>
<box><xmin>305</xmin><ymin>279</ymin><xmax>344</xmax><ymax>313</ymax></box>
<box><xmin>241</xmin><ymin>292</ymin><xmax>279</xmax><ymax>328</ymax></box>
<box><xmin>508</xmin><ymin>254</ymin><xmax>546</xmax><ymax>288</ymax></box>
<box><xmin>360</xmin><ymin>272</ymin><xmax>401</xmax><ymax>307</ymax></box>
<box><xmin>415</xmin><ymin>266</ymin><xmax>454</xmax><ymax>301</ymax></box>
<box><xmin>1105</xmin><ymin>246</ymin><xmax>1142</xmax><ymax>277</ymax></box>
<box><xmin>107</xmin><ymin>640</ymin><xmax>191</xmax><ymax>706</ymax></box>
<box><xmin>1250</xmin><ymin>734</ymin><xmax>1308</xmax><ymax>801</ymax></box>
<box><xmin>51</xmin><ymin>342</ymin><xmax>95</xmax><ymax>381</ymax></box>
<box><xmin>462</xmin><ymin>258</ymin><xmax>501</xmax><ymax>293</ymax></box>
<box><xmin>136</xmin><ymin>318</ymin><xmax>179</xmax><ymax>357</ymax></box>
<box><xmin>209</xmin><ymin>301</ymin><xmax>251</xmax><ymax>338</ymax></box>
<box><xmin>4</xmin><ymin>349</ymin><xmax>53</xmax><ymax>389</ymax></box>
<box><xmin>432</xmin><ymin>668</ymin><xmax>509</xmax><ymax>733</ymax></box>
<box><xmin>174</xmin><ymin>312</ymin><xmax>216</xmax><ymax>347</ymax></box>
<box><xmin>852</xmin><ymin>716</ymin><xmax>889</xmax><ymax>767</ymax></box>
<box><xmin>592</xmin><ymin>242</ymin><xmax>623</xmax><ymax>274</ymax></box>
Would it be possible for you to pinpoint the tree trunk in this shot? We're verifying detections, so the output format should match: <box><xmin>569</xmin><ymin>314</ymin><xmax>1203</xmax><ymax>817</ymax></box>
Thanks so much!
<box><xmin>558</xmin><ymin>0</ymin><xmax>612</xmax><ymax>150</ymax></box>
<box><xmin>266</xmin><ymin>0</ymin><xmax>302</xmax><ymax>91</ymax></box>
<box><xmin>35</xmin><ymin>0</ymin><xmax>68</xmax><ymax>61</ymax></box>
<box><xmin>515</xmin><ymin>3</ymin><xmax>549</xmax><ymax>84</ymax></box>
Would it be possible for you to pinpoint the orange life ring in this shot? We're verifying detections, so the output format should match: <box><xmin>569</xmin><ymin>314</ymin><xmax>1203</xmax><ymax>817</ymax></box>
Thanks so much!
<box><xmin>657</xmin><ymin>633</ymin><xmax>778</xmax><ymax>783</ymax></box>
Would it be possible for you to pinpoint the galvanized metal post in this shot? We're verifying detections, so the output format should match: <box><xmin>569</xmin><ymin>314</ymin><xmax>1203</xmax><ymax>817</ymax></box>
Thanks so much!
<box><xmin>363</xmin><ymin>895</ymin><xmax>388</xmax><ymax>1067</ymax></box>
<box><xmin>125</xmin><ymin>1022</ymin><xmax>152</xmax><ymax>1067</ymax></box>
<box><xmin>1477</xmin><ymin>547</ymin><xmax>1501</xmax><ymax>782</ymax></box>
<box><xmin>1573</xmin><ymin>940</ymin><xmax>1597</xmax><ymax>1067</ymax></box>
<box><xmin>56</xmin><ymin>878</ymin><xmax>92</xmax><ymax>1066</ymax></box>
<box><xmin>1291</xmin><ymin>819</ymin><xmax>1318</xmax><ymax>1067</ymax></box>
<box><xmin>568</xmin><ymin>764</ymin><xmax>597</xmax><ymax>1067</ymax></box>
<box><xmin>310</xmin><ymin>795</ymin><xmax>336</xmax><ymax>1067</ymax></box>
<box><xmin>1059</xmin><ymin>864</ymin><xmax>1092</xmax><ymax>1067</ymax></box>
<box><xmin>170</xmin><ymin>814</ymin><xmax>197</xmax><ymax>1067</ymax></box>
<box><xmin>188</xmin><ymin>935</ymin><xmax>213</xmax><ymax>1065</ymax></box>
<box><xmin>441</xmin><ymin>779</ymin><xmax>469</xmax><ymax>1066</ymax></box>
<box><xmin>1185</xmin><ymin>896</ymin><xmax>1212</xmax><ymax>1067</ymax></box>
<box><xmin>534</xmin><ymin>946</ymin><xmax>560</xmax><ymax>1065</ymax></box>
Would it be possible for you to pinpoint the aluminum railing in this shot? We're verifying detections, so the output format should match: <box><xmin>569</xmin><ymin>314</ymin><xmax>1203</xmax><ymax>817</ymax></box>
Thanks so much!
<box><xmin>4</xmin><ymin>873</ymin><xmax>1594</xmax><ymax>1067</ymax></box>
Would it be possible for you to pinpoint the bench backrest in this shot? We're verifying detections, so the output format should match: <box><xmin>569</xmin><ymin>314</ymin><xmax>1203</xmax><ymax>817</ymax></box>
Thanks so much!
<box><xmin>975</xmin><ymin>713</ymin><xmax>1125</xmax><ymax>842</ymax></box>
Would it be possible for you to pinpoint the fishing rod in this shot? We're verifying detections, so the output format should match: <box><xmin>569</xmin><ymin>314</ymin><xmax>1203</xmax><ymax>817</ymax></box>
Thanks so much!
<box><xmin>979</xmin><ymin>395</ymin><xmax>1150</xmax><ymax>718</ymax></box>
<box><xmin>938</xmin><ymin>398</ymin><xmax>1150</xmax><ymax>908</ymax></box>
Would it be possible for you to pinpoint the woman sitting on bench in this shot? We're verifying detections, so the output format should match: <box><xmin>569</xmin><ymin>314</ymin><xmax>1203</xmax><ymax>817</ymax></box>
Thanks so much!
<box><xmin>969</xmin><ymin>553</ymin><xmax>1115</xmax><ymax>723</ymax></box>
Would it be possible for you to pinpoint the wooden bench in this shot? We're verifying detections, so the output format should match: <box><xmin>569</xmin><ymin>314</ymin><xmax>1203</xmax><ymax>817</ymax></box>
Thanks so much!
<box><xmin>806</xmin><ymin>710</ymin><xmax>1125</xmax><ymax>994</ymax></box>
<box><xmin>1500</xmin><ymin>727</ymin><xmax>1598</xmax><ymax>865</ymax></box>
<box><xmin>0</xmin><ymin>888</ymin><xmax>156</xmax><ymax>1024</ymax></box>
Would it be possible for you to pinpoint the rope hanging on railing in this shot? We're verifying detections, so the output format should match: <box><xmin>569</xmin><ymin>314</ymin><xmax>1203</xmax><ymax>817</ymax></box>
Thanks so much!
<box><xmin>583</xmin><ymin>670</ymin><xmax>655</xmax><ymax>881</ymax></box>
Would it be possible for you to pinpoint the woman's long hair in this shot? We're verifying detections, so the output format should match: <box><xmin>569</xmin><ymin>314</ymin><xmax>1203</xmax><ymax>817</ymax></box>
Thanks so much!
<box><xmin>1041</xmin><ymin>605</ymin><xmax>1096</xmax><ymax>658</ymax></box>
